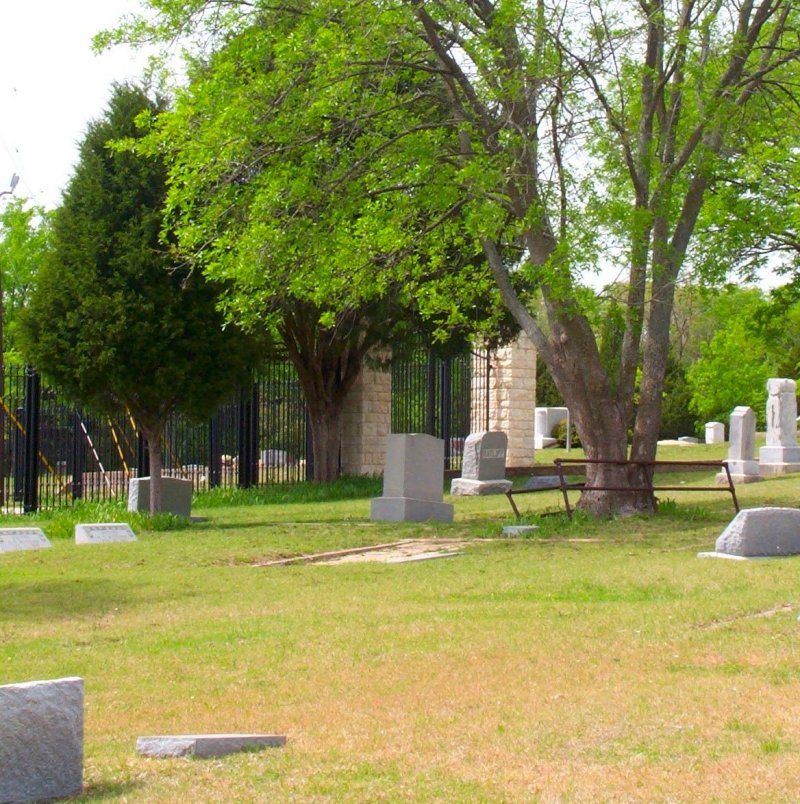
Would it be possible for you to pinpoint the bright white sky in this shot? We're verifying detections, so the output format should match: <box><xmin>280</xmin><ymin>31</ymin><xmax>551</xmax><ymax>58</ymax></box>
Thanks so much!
<box><xmin>0</xmin><ymin>1</ymin><xmax>151</xmax><ymax>210</ymax></box>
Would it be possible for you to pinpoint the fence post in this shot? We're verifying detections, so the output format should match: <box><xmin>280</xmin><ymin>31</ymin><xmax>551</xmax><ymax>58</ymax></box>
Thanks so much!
<box><xmin>13</xmin><ymin>405</ymin><xmax>23</xmax><ymax>503</ymax></box>
<box><xmin>208</xmin><ymin>415</ymin><xmax>221</xmax><ymax>488</ymax></box>
<box><xmin>304</xmin><ymin>406</ymin><xmax>314</xmax><ymax>481</ymax></box>
<box><xmin>440</xmin><ymin>357</ymin><xmax>452</xmax><ymax>469</ymax></box>
<box><xmin>426</xmin><ymin>349</ymin><xmax>437</xmax><ymax>436</ymax></box>
<box><xmin>22</xmin><ymin>366</ymin><xmax>41</xmax><ymax>514</ymax></box>
<box><xmin>238</xmin><ymin>383</ymin><xmax>259</xmax><ymax>488</ymax></box>
<box><xmin>136</xmin><ymin>432</ymin><xmax>150</xmax><ymax>478</ymax></box>
<box><xmin>71</xmin><ymin>412</ymin><xmax>85</xmax><ymax>501</ymax></box>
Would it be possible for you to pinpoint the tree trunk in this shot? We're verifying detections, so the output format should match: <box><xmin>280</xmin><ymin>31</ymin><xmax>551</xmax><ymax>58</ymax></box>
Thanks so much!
<box><xmin>306</xmin><ymin>400</ymin><xmax>345</xmax><ymax>483</ymax></box>
<box><xmin>140</xmin><ymin>424</ymin><xmax>163</xmax><ymax>516</ymax></box>
<box><xmin>533</xmin><ymin>306</ymin><xmax>657</xmax><ymax>517</ymax></box>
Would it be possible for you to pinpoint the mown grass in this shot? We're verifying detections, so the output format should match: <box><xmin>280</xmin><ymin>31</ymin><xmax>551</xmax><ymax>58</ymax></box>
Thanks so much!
<box><xmin>2</xmin><ymin>461</ymin><xmax>800</xmax><ymax>801</ymax></box>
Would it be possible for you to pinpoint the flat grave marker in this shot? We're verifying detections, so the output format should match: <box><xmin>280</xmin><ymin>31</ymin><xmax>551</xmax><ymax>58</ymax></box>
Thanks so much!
<box><xmin>75</xmin><ymin>523</ymin><xmax>137</xmax><ymax>545</ymax></box>
<box><xmin>136</xmin><ymin>733</ymin><xmax>286</xmax><ymax>758</ymax></box>
<box><xmin>0</xmin><ymin>527</ymin><xmax>51</xmax><ymax>554</ymax></box>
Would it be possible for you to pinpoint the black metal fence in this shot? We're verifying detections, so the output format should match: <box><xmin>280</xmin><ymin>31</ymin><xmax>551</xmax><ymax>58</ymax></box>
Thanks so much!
<box><xmin>391</xmin><ymin>346</ymin><xmax>491</xmax><ymax>470</ymax></box>
<box><xmin>1</xmin><ymin>343</ymin><xmax>491</xmax><ymax>513</ymax></box>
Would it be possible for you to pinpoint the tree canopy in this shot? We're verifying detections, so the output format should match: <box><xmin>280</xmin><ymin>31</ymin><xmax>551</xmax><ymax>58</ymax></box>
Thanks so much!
<box><xmin>103</xmin><ymin>0</ymin><xmax>800</xmax><ymax>514</ymax></box>
<box><xmin>18</xmin><ymin>83</ymin><xmax>260</xmax><ymax>512</ymax></box>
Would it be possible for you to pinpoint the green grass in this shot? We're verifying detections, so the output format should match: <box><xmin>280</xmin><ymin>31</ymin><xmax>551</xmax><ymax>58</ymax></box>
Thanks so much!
<box><xmin>3</xmin><ymin>461</ymin><xmax>800</xmax><ymax>800</ymax></box>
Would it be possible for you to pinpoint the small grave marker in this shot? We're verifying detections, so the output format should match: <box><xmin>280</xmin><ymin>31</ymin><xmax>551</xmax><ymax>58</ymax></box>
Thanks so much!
<box><xmin>75</xmin><ymin>523</ymin><xmax>137</xmax><ymax>545</ymax></box>
<box><xmin>0</xmin><ymin>528</ymin><xmax>51</xmax><ymax>554</ymax></box>
<box><xmin>136</xmin><ymin>733</ymin><xmax>286</xmax><ymax>758</ymax></box>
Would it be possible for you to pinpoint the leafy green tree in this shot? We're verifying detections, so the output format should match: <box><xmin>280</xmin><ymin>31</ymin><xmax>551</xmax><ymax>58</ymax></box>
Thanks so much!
<box><xmin>0</xmin><ymin>200</ymin><xmax>50</xmax><ymax>358</ymax></box>
<box><xmin>103</xmin><ymin>0</ymin><xmax>800</xmax><ymax>514</ymax></box>
<box><xmin>686</xmin><ymin>290</ymin><xmax>772</xmax><ymax>428</ymax></box>
<box><xmin>133</xmin><ymin>16</ymin><xmax>511</xmax><ymax>481</ymax></box>
<box><xmin>18</xmin><ymin>84</ymin><xmax>260</xmax><ymax>513</ymax></box>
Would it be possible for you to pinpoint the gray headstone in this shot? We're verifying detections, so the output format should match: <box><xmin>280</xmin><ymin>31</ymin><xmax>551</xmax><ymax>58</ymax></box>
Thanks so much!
<box><xmin>450</xmin><ymin>477</ymin><xmax>512</xmax><ymax>496</ymax></box>
<box><xmin>371</xmin><ymin>434</ymin><xmax>453</xmax><ymax>522</ymax></box>
<box><xmin>460</xmin><ymin>431</ymin><xmax>508</xmax><ymax>481</ymax></box>
<box><xmin>75</xmin><ymin>523</ymin><xmax>137</xmax><ymax>544</ymax></box>
<box><xmin>0</xmin><ymin>527</ymin><xmax>51</xmax><ymax>554</ymax></box>
<box><xmin>136</xmin><ymin>733</ymin><xmax>286</xmax><ymax>758</ymax></box>
<box><xmin>381</xmin><ymin>433</ymin><xmax>444</xmax><ymax>502</ymax></box>
<box><xmin>706</xmin><ymin>507</ymin><xmax>800</xmax><ymax>557</ymax></box>
<box><xmin>0</xmin><ymin>677</ymin><xmax>83</xmax><ymax>803</ymax></box>
<box><xmin>128</xmin><ymin>476</ymin><xmax>193</xmax><ymax>517</ymax></box>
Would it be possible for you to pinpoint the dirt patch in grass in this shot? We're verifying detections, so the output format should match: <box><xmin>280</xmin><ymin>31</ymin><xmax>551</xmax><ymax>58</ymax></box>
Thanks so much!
<box><xmin>254</xmin><ymin>538</ymin><xmax>477</xmax><ymax>566</ymax></box>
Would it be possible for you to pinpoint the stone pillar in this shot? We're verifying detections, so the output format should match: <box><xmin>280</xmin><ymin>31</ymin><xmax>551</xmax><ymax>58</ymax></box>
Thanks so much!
<box><xmin>479</xmin><ymin>334</ymin><xmax>536</xmax><ymax>467</ymax></box>
<box><xmin>340</xmin><ymin>358</ymin><xmax>391</xmax><ymax>476</ymax></box>
<box><xmin>759</xmin><ymin>378</ymin><xmax>800</xmax><ymax>476</ymax></box>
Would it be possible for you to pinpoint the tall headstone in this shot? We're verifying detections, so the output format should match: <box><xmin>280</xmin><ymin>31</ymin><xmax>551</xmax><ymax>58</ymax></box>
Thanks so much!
<box><xmin>759</xmin><ymin>378</ymin><xmax>800</xmax><ymax>476</ymax></box>
<box><xmin>0</xmin><ymin>677</ymin><xmax>84</xmax><ymax>802</ymax></box>
<box><xmin>717</xmin><ymin>406</ymin><xmax>761</xmax><ymax>484</ymax></box>
<box><xmin>704</xmin><ymin>421</ymin><xmax>725</xmax><ymax>444</ymax></box>
<box><xmin>371</xmin><ymin>434</ymin><xmax>453</xmax><ymax>522</ymax></box>
<box><xmin>450</xmin><ymin>431</ymin><xmax>512</xmax><ymax>495</ymax></box>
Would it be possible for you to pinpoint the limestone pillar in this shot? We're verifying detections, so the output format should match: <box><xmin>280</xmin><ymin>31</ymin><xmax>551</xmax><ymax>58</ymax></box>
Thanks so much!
<box><xmin>475</xmin><ymin>334</ymin><xmax>536</xmax><ymax>467</ymax></box>
<box><xmin>340</xmin><ymin>358</ymin><xmax>391</xmax><ymax>476</ymax></box>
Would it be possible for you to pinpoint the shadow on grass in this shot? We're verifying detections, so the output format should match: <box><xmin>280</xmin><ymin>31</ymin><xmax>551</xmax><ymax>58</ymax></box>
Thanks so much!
<box><xmin>78</xmin><ymin>779</ymin><xmax>143</xmax><ymax>800</ymax></box>
<box><xmin>0</xmin><ymin>578</ymin><xmax>145</xmax><ymax>623</ymax></box>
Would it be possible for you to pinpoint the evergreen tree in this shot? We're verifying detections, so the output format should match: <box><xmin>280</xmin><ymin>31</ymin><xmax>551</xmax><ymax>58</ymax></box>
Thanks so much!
<box><xmin>18</xmin><ymin>84</ymin><xmax>260</xmax><ymax>513</ymax></box>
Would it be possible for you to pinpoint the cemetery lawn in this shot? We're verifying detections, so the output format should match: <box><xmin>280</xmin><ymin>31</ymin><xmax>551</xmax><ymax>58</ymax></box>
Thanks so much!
<box><xmin>3</xmin><ymin>464</ymin><xmax>800</xmax><ymax>800</ymax></box>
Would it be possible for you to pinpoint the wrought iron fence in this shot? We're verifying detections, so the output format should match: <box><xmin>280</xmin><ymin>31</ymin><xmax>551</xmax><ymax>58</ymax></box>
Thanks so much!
<box><xmin>1</xmin><ymin>341</ymin><xmax>487</xmax><ymax>512</ymax></box>
<box><xmin>391</xmin><ymin>344</ymin><xmax>491</xmax><ymax>470</ymax></box>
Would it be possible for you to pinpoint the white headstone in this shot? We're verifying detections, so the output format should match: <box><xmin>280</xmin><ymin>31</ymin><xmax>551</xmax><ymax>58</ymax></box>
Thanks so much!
<box><xmin>0</xmin><ymin>527</ymin><xmax>51</xmax><ymax>553</ymax></box>
<box><xmin>759</xmin><ymin>378</ymin><xmax>800</xmax><ymax>474</ymax></box>
<box><xmin>704</xmin><ymin>421</ymin><xmax>725</xmax><ymax>444</ymax></box>
<box><xmin>718</xmin><ymin>406</ymin><xmax>762</xmax><ymax>484</ymax></box>
<box><xmin>451</xmin><ymin>431</ymin><xmax>512</xmax><ymax>496</ymax></box>
<box><xmin>371</xmin><ymin>434</ymin><xmax>453</xmax><ymax>522</ymax></box>
<box><xmin>0</xmin><ymin>677</ymin><xmax>83</xmax><ymax>803</ymax></box>
<box><xmin>75</xmin><ymin>523</ymin><xmax>137</xmax><ymax>544</ymax></box>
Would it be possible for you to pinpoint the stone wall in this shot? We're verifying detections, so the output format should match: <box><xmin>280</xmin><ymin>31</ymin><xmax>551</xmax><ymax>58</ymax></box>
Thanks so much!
<box><xmin>340</xmin><ymin>359</ymin><xmax>391</xmax><ymax>476</ymax></box>
<box><xmin>476</xmin><ymin>334</ymin><xmax>537</xmax><ymax>467</ymax></box>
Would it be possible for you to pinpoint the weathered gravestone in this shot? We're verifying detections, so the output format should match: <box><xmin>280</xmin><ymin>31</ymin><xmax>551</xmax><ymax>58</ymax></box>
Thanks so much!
<box><xmin>534</xmin><ymin>407</ymin><xmax>570</xmax><ymax>449</ymax></box>
<box><xmin>75</xmin><ymin>523</ymin><xmax>137</xmax><ymax>544</ymax></box>
<box><xmin>716</xmin><ymin>406</ymin><xmax>762</xmax><ymax>484</ymax></box>
<box><xmin>371</xmin><ymin>434</ymin><xmax>453</xmax><ymax>522</ymax></box>
<box><xmin>0</xmin><ymin>677</ymin><xmax>83</xmax><ymax>803</ymax></box>
<box><xmin>128</xmin><ymin>476</ymin><xmax>193</xmax><ymax>517</ymax></box>
<box><xmin>705</xmin><ymin>421</ymin><xmax>725</xmax><ymax>444</ymax></box>
<box><xmin>136</xmin><ymin>733</ymin><xmax>286</xmax><ymax>758</ymax></box>
<box><xmin>698</xmin><ymin>507</ymin><xmax>800</xmax><ymax>559</ymax></box>
<box><xmin>759</xmin><ymin>378</ymin><xmax>800</xmax><ymax>476</ymax></box>
<box><xmin>0</xmin><ymin>527</ymin><xmax>51</xmax><ymax>554</ymax></box>
<box><xmin>450</xmin><ymin>431</ymin><xmax>512</xmax><ymax>496</ymax></box>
